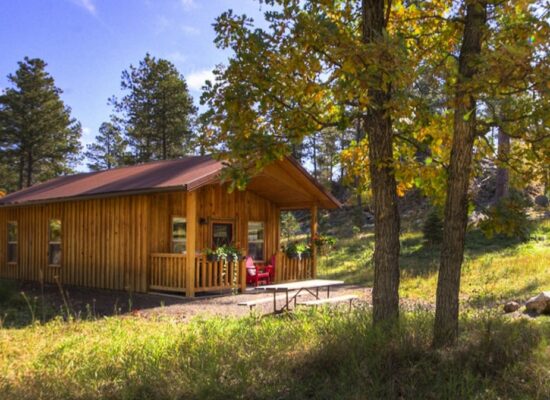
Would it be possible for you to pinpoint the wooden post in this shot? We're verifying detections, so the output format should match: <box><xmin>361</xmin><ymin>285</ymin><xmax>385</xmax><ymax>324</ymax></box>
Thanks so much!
<box><xmin>310</xmin><ymin>204</ymin><xmax>318</xmax><ymax>279</ymax></box>
<box><xmin>186</xmin><ymin>190</ymin><xmax>197</xmax><ymax>297</ymax></box>
<box><xmin>240</xmin><ymin>259</ymin><xmax>247</xmax><ymax>293</ymax></box>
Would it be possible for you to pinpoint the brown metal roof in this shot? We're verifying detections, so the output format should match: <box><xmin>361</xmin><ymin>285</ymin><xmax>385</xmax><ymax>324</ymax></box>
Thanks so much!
<box><xmin>0</xmin><ymin>155</ymin><xmax>340</xmax><ymax>209</ymax></box>
<box><xmin>0</xmin><ymin>156</ymin><xmax>222</xmax><ymax>206</ymax></box>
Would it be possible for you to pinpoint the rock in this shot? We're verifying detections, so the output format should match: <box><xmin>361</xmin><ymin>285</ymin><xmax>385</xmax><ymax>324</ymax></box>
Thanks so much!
<box><xmin>503</xmin><ymin>301</ymin><xmax>521</xmax><ymax>313</ymax></box>
<box><xmin>534</xmin><ymin>195</ymin><xmax>549</xmax><ymax>208</ymax></box>
<box><xmin>525</xmin><ymin>292</ymin><xmax>550</xmax><ymax>315</ymax></box>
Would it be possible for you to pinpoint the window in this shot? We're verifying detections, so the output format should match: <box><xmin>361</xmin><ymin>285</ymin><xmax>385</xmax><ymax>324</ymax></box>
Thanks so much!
<box><xmin>48</xmin><ymin>219</ymin><xmax>62</xmax><ymax>266</ymax></box>
<box><xmin>171</xmin><ymin>217</ymin><xmax>186</xmax><ymax>253</ymax></box>
<box><xmin>7</xmin><ymin>221</ymin><xmax>17</xmax><ymax>264</ymax></box>
<box><xmin>212</xmin><ymin>222</ymin><xmax>233</xmax><ymax>248</ymax></box>
<box><xmin>247</xmin><ymin>222</ymin><xmax>265</xmax><ymax>261</ymax></box>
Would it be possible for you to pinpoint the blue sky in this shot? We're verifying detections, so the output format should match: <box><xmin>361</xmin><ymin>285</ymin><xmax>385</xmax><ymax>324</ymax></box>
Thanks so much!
<box><xmin>0</xmin><ymin>0</ymin><xmax>265</xmax><ymax>169</ymax></box>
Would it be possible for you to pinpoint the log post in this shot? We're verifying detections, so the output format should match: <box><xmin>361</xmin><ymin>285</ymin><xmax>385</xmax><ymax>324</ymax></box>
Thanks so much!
<box><xmin>240</xmin><ymin>259</ymin><xmax>247</xmax><ymax>293</ymax></box>
<box><xmin>186</xmin><ymin>190</ymin><xmax>197</xmax><ymax>297</ymax></box>
<box><xmin>310</xmin><ymin>204</ymin><xmax>318</xmax><ymax>279</ymax></box>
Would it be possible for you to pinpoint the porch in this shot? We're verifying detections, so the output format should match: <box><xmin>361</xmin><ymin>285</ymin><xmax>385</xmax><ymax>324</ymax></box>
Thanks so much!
<box><xmin>145</xmin><ymin>157</ymin><xmax>339</xmax><ymax>297</ymax></box>
<box><xmin>148</xmin><ymin>252</ymin><xmax>315</xmax><ymax>295</ymax></box>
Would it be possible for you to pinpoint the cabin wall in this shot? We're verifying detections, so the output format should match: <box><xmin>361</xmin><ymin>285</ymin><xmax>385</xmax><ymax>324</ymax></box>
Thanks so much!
<box><xmin>0</xmin><ymin>184</ymin><xmax>281</xmax><ymax>293</ymax></box>
<box><xmin>195</xmin><ymin>184</ymin><xmax>280</xmax><ymax>261</ymax></box>
<box><xmin>0</xmin><ymin>195</ymin><xmax>150</xmax><ymax>292</ymax></box>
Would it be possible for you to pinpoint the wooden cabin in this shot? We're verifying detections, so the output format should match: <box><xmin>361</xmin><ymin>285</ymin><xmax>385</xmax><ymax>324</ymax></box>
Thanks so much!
<box><xmin>0</xmin><ymin>156</ymin><xmax>340</xmax><ymax>296</ymax></box>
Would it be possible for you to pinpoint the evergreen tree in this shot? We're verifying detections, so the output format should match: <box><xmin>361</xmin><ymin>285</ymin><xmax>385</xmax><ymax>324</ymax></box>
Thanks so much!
<box><xmin>85</xmin><ymin>121</ymin><xmax>127</xmax><ymax>171</ymax></box>
<box><xmin>0</xmin><ymin>57</ymin><xmax>81</xmax><ymax>190</ymax></box>
<box><xmin>111</xmin><ymin>54</ymin><xmax>197</xmax><ymax>163</ymax></box>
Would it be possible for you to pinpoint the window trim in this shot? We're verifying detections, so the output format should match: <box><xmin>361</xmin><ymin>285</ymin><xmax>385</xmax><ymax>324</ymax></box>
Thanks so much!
<box><xmin>48</xmin><ymin>219</ymin><xmax>62</xmax><ymax>267</ymax></box>
<box><xmin>247</xmin><ymin>221</ymin><xmax>265</xmax><ymax>262</ymax></box>
<box><xmin>209</xmin><ymin>218</ymin><xmax>235</xmax><ymax>248</ymax></box>
<box><xmin>7</xmin><ymin>221</ymin><xmax>18</xmax><ymax>265</ymax></box>
<box><xmin>171</xmin><ymin>216</ymin><xmax>187</xmax><ymax>254</ymax></box>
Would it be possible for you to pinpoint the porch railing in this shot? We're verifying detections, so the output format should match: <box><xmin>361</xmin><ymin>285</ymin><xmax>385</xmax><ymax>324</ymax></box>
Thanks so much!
<box><xmin>274</xmin><ymin>252</ymin><xmax>314</xmax><ymax>282</ymax></box>
<box><xmin>149</xmin><ymin>253</ymin><xmax>246</xmax><ymax>294</ymax></box>
<box><xmin>150</xmin><ymin>252</ymin><xmax>314</xmax><ymax>294</ymax></box>
<box><xmin>149</xmin><ymin>253</ymin><xmax>187</xmax><ymax>292</ymax></box>
<box><xmin>194</xmin><ymin>255</ymin><xmax>246</xmax><ymax>292</ymax></box>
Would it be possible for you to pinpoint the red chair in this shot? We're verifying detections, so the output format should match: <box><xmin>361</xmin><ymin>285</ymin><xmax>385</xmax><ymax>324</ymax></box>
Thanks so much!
<box><xmin>264</xmin><ymin>254</ymin><xmax>276</xmax><ymax>282</ymax></box>
<box><xmin>245</xmin><ymin>256</ymin><xmax>271</xmax><ymax>287</ymax></box>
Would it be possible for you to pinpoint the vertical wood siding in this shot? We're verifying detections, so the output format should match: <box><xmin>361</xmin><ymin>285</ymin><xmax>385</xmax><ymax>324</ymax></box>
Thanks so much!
<box><xmin>0</xmin><ymin>184</ymin><xmax>283</xmax><ymax>293</ymax></box>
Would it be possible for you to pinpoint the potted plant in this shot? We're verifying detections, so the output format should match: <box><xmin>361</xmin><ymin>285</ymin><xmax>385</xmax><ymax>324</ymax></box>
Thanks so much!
<box><xmin>205</xmin><ymin>248</ymin><xmax>219</xmax><ymax>262</ymax></box>
<box><xmin>284</xmin><ymin>242</ymin><xmax>311</xmax><ymax>260</ymax></box>
<box><xmin>221</xmin><ymin>244</ymin><xmax>241</xmax><ymax>263</ymax></box>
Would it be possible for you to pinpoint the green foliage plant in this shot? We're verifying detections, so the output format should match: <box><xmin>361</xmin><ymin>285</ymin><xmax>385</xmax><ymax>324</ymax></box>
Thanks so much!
<box><xmin>480</xmin><ymin>190</ymin><xmax>533</xmax><ymax>241</ymax></box>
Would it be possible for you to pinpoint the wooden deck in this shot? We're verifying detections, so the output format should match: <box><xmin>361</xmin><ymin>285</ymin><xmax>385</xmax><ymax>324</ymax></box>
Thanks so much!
<box><xmin>149</xmin><ymin>252</ymin><xmax>315</xmax><ymax>294</ymax></box>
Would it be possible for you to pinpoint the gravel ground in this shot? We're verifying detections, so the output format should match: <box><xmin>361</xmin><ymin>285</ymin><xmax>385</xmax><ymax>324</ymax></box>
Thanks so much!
<box><xmin>12</xmin><ymin>280</ymin><xmax>432</xmax><ymax>322</ymax></box>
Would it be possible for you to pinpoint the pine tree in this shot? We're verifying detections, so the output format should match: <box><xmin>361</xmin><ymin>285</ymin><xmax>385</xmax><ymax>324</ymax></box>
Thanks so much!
<box><xmin>111</xmin><ymin>54</ymin><xmax>197</xmax><ymax>163</ymax></box>
<box><xmin>0</xmin><ymin>57</ymin><xmax>81</xmax><ymax>190</ymax></box>
<box><xmin>85</xmin><ymin>122</ymin><xmax>127</xmax><ymax>171</ymax></box>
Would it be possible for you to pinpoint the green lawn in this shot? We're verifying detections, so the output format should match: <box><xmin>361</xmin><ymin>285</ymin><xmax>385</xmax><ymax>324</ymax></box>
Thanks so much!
<box><xmin>0</xmin><ymin>219</ymin><xmax>549</xmax><ymax>399</ymax></box>
<box><xmin>319</xmin><ymin>219</ymin><xmax>550</xmax><ymax>307</ymax></box>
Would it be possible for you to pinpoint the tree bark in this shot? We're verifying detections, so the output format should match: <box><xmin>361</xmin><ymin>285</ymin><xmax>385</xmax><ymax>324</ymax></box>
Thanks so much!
<box><xmin>434</xmin><ymin>0</ymin><xmax>487</xmax><ymax>347</ymax></box>
<box><xmin>494</xmin><ymin>128</ymin><xmax>510</xmax><ymax>201</ymax></box>
<box><xmin>362</xmin><ymin>0</ymin><xmax>401</xmax><ymax>324</ymax></box>
<box><xmin>26</xmin><ymin>151</ymin><xmax>33</xmax><ymax>188</ymax></box>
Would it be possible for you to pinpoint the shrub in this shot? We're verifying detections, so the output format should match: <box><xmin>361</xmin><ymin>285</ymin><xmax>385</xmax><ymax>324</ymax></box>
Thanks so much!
<box><xmin>480</xmin><ymin>190</ymin><xmax>533</xmax><ymax>241</ymax></box>
<box><xmin>422</xmin><ymin>207</ymin><xmax>443</xmax><ymax>245</ymax></box>
<box><xmin>283</xmin><ymin>242</ymin><xmax>311</xmax><ymax>259</ymax></box>
<box><xmin>313</xmin><ymin>234</ymin><xmax>336</xmax><ymax>255</ymax></box>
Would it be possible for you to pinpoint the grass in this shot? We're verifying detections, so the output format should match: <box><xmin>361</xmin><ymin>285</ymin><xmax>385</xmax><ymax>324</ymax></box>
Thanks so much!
<box><xmin>0</xmin><ymin>218</ymin><xmax>549</xmax><ymax>399</ymax></box>
<box><xmin>0</xmin><ymin>308</ymin><xmax>549</xmax><ymax>399</ymax></box>
<box><xmin>318</xmin><ymin>219</ymin><xmax>550</xmax><ymax>307</ymax></box>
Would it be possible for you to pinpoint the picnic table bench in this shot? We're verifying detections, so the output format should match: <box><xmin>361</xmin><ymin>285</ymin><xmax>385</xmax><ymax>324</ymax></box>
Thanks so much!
<box><xmin>238</xmin><ymin>291</ymin><xmax>304</xmax><ymax>310</ymax></box>
<box><xmin>297</xmin><ymin>294</ymin><xmax>358</xmax><ymax>310</ymax></box>
<box><xmin>259</xmin><ymin>279</ymin><xmax>345</xmax><ymax>313</ymax></box>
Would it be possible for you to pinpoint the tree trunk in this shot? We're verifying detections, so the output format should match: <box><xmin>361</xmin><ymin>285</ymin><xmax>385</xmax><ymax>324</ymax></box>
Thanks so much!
<box><xmin>494</xmin><ymin>128</ymin><xmax>510</xmax><ymax>201</ymax></box>
<box><xmin>434</xmin><ymin>0</ymin><xmax>487</xmax><ymax>347</ymax></box>
<box><xmin>312</xmin><ymin>133</ymin><xmax>318</xmax><ymax>179</ymax></box>
<box><xmin>26</xmin><ymin>151</ymin><xmax>33</xmax><ymax>188</ymax></box>
<box><xmin>18</xmin><ymin>154</ymin><xmax>25</xmax><ymax>190</ymax></box>
<box><xmin>362</xmin><ymin>0</ymin><xmax>401</xmax><ymax>324</ymax></box>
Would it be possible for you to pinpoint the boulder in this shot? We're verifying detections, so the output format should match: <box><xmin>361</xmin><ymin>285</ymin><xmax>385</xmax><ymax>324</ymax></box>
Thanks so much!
<box><xmin>503</xmin><ymin>301</ymin><xmax>521</xmax><ymax>313</ymax></box>
<box><xmin>525</xmin><ymin>292</ymin><xmax>550</xmax><ymax>315</ymax></box>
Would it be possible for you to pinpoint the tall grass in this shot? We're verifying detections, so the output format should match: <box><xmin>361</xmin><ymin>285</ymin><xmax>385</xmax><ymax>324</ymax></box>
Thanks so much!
<box><xmin>318</xmin><ymin>219</ymin><xmax>550</xmax><ymax>306</ymax></box>
<box><xmin>0</xmin><ymin>309</ymin><xmax>548</xmax><ymax>399</ymax></box>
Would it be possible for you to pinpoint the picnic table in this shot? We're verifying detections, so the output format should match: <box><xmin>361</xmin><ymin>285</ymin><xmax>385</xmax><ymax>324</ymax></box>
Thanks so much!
<box><xmin>259</xmin><ymin>279</ymin><xmax>344</xmax><ymax>313</ymax></box>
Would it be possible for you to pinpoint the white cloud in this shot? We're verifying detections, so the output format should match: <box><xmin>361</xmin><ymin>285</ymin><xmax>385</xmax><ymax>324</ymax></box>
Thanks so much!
<box><xmin>186</xmin><ymin>69</ymin><xmax>215</xmax><ymax>91</ymax></box>
<box><xmin>167</xmin><ymin>51</ymin><xmax>187</xmax><ymax>64</ymax></box>
<box><xmin>71</xmin><ymin>0</ymin><xmax>96</xmax><ymax>15</ymax></box>
<box><xmin>180</xmin><ymin>0</ymin><xmax>197</xmax><ymax>11</ymax></box>
<box><xmin>81</xmin><ymin>126</ymin><xmax>95</xmax><ymax>146</ymax></box>
<box><xmin>181</xmin><ymin>25</ymin><xmax>200</xmax><ymax>35</ymax></box>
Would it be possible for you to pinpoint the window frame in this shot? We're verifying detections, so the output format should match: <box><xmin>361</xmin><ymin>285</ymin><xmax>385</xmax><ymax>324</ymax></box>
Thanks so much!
<box><xmin>48</xmin><ymin>219</ymin><xmax>62</xmax><ymax>267</ymax></box>
<box><xmin>171</xmin><ymin>216</ymin><xmax>187</xmax><ymax>254</ymax></box>
<box><xmin>7</xmin><ymin>221</ymin><xmax>18</xmax><ymax>265</ymax></box>
<box><xmin>210</xmin><ymin>219</ymin><xmax>235</xmax><ymax>249</ymax></box>
<box><xmin>247</xmin><ymin>221</ymin><xmax>265</xmax><ymax>262</ymax></box>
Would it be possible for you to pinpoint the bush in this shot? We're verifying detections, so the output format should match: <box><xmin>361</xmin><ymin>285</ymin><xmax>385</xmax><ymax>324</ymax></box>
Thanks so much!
<box><xmin>480</xmin><ymin>190</ymin><xmax>533</xmax><ymax>241</ymax></box>
<box><xmin>283</xmin><ymin>241</ymin><xmax>311</xmax><ymax>259</ymax></box>
<box><xmin>422</xmin><ymin>207</ymin><xmax>443</xmax><ymax>245</ymax></box>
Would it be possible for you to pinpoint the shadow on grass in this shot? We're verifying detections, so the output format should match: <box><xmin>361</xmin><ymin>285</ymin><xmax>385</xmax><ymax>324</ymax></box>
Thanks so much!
<box><xmin>289</xmin><ymin>311</ymin><xmax>550</xmax><ymax>400</ymax></box>
<box><xmin>2</xmin><ymin>308</ymin><xmax>548</xmax><ymax>400</ymax></box>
